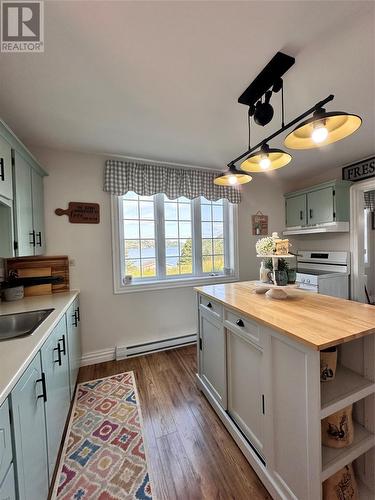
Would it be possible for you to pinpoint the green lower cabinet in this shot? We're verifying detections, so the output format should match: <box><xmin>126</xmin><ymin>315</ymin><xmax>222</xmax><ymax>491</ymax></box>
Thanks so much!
<box><xmin>10</xmin><ymin>353</ymin><xmax>49</xmax><ymax>500</ymax></box>
<box><xmin>0</xmin><ymin>464</ymin><xmax>16</xmax><ymax>500</ymax></box>
<box><xmin>41</xmin><ymin>316</ymin><xmax>71</xmax><ymax>480</ymax></box>
<box><xmin>66</xmin><ymin>297</ymin><xmax>81</xmax><ymax>399</ymax></box>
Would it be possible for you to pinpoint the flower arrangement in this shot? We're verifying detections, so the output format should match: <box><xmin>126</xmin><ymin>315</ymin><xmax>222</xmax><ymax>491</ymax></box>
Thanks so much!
<box><xmin>256</xmin><ymin>236</ymin><xmax>276</xmax><ymax>256</ymax></box>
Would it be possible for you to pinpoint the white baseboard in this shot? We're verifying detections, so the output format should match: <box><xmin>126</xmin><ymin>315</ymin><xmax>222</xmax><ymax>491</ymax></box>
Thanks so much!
<box><xmin>80</xmin><ymin>347</ymin><xmax>115</xmax><ymax>367</ymax></box>
<box><xmin>80</xmin><ymin>332</ymin><xmax>197</xmax><ymax>367</ymax></box>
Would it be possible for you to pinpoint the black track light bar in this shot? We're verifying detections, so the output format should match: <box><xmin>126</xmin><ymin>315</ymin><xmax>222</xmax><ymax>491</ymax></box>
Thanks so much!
<box><xmin>238</xmin><ymin>52</ymin><xmax>295</xmax><ymax>107</ymax></box>
<box><xmin>230</xmin><ymin>94</ymin><xmax>334</xmax><ymax>165</ymax></box>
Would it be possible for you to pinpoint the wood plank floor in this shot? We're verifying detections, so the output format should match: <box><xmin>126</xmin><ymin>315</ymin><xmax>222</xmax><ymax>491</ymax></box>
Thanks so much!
<box><xmin>78</xmin><ymin>345</ymin><xmax>272</xmax><ymax>500</ymax></box>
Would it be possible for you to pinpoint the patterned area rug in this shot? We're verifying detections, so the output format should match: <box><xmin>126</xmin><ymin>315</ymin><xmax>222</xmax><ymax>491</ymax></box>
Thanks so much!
<box><xmin>53</xmin><ymin>372</ymin><xmax>153</xmax><ymax>500</ymax></box>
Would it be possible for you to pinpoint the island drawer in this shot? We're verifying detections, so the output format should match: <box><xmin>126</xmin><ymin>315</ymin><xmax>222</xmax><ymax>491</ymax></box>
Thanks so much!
<box><xmin>224</xmin><ymin>310</ymin><xmax>260</xmax><ymax>345</ymax></box>
<box><xmin>0</xmin><ymin>398</ymin><xmax>12</xmax><ymax>485</ymax></box>
<box><xmin>199</xmin><ymin>295</ymin><xmax>222</xmax><ymax>320</ymax></box>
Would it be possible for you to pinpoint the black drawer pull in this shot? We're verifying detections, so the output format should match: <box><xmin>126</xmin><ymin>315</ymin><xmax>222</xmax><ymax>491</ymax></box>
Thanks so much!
<box><xmin>309</xmin><ymin>208</ymin><xmax>313</xmax><ymax>218</ymax></box>
<box><xmin>36</xmin><ymin>231</ymin><xmax>42</xmax><ymax>247</ymax></box>
<box><xmin>236</xmin><ymin>319</ymin><xmax>244</xmax><ymax>327</ymax></box>
<box><xmin>300</xmin><ymin>210</ymin><xmax>303</xmax><ymax>220</ymax></box>
<box><xmin>206</xmin><ymin>302</ymin><xmax>213</xmax><ymax>309</ymax></box>
<box><xmin>54</xmin><ymin>345</ymin><xmax>62</xmax><ymax>366</ymax></box>
<box><xmin>0</xmin><ymin>158</ymin><xmax>4</xmax><ymax>181</ymax></box>
<box><xmin>36</xmin><ymin>373</ymin><xmax>47</xmax><ymax>402</ymax></box>
<box><xmin>29</xmin><ymin>230</ymin><xmax>36</xmax><ymax>247</ymax></box>
<box><xmin>59</xmin><ymin>334</ymin><xmax>66</xmax><ymax>356</ymax></box>
<box><xmin>73</xmin><ymin>311</ymin><xmax>78</xmax><ymax>327</ymax></box>
<box><xmin>75</xmin><ymin>306</ymin><xmax>80</xmax><ymax>322</ymax></box>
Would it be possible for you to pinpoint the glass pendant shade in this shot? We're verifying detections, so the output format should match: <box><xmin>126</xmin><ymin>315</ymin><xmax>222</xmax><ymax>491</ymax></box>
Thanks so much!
<box><xmin>240</xmin><ymin>145</ymin><xmax>292</xmax><ymax>172</ymax></box>
<box><xmin>214</xmin><ymin>166</ymin><xmax>252</xmax><ymax>186</ymax></box>
<box><xmin>284</xmin><ymin>110</ymin><xmax>362</xmax><ymax>150</ymax></box>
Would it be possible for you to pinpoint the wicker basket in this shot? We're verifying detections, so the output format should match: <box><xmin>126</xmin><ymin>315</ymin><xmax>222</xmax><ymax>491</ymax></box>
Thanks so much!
<box><xmin>320</xmin><ymin>346</ymin><xmax>338</xmax><ymax>382</ymax></box>
<box><xmin>323</xmin><ymin>463</ymin><xmax>358</xmax><ymax>500</ymax></box>
<box><xmin>322</xmin><ymin>405</ymin><xmax>354</xmax><ymax>448</ymax></box>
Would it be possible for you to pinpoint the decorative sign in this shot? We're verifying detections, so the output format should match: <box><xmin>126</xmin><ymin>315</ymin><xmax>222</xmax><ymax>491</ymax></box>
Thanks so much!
<box><xmin>342</xmin><ymin>156</ymin><xmax>375</xmax><ymax>182</ymax></box>
<box><xmin>55</xmin><ymin>202</ymin><xmax>100</xmax><ymax>224</ymax></box>
<box><xmin>252</xmin><ymin>211</ymin><xmax>268</xmax><ymax>235</ymax></box>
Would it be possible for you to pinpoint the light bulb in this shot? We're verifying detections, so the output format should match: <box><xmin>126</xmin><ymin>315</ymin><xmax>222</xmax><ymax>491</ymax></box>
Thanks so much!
<box><xmin>311</xmin><ymin>124</ymin><xmax>328</xmax><ymax>143</ymax></box>
<box><xmin>228</xmin><ymin>175</ymin><xmax>238</xmax><ymax>185</ymax></box>
<box><xmin>259</xmin><ymin>156</ymin><xmax>271</xmax><ymax>170</ymax></box>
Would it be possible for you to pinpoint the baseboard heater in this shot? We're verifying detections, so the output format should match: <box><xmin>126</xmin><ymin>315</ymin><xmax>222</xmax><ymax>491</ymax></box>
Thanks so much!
<box><xmin>116</xmin><ymin>333</ymin><xmax>197</xmax><ymax>360</ymax></box>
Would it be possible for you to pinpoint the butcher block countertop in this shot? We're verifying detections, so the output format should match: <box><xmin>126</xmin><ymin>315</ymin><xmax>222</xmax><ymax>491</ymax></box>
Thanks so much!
<box><xmin>195</xmin><ymin>281</ymin><xmax>375</xmax><ymax>350</ymax></box>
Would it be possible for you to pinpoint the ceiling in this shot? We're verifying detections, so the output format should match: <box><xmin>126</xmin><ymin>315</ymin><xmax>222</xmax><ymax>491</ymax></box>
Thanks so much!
<box><xmin>0</xmin><ymin>1</ymin><xmax>374</xmax><ymax>182</ymax></box>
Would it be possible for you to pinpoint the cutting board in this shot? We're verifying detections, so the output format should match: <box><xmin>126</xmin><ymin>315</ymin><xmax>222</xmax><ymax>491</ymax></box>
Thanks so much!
<box><xmin>55</xmin><ymin>202</ymin><xmax>100</xmax><ymax>223</ymax></box>
<box><xmin>18</xmin><ymin>267</ymin><xmax>52</xmax><ymax>296</ymax></box>
<box><xmin>5</xmin><ymin>256</ymin><xmax>70</xmax><ymax>294</ymax></box>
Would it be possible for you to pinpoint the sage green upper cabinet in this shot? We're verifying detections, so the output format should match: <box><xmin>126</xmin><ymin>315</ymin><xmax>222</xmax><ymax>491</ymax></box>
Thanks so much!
<box><xmin>285</xmin><ymin>194</ymin><xmax>307</xmax><ymax>227</ymax></box>
<box><xmin>31</xmin><ymin>169</ymin><xmax>45</xmax><ymax>255</ymax></box>
<box><xmin>10</xmin><ymin>353</ymin><xmax>49</xmax><ymax>500</ymax></box>
<box><xmin>284</xmin><ymin>180</ymin><xmax>351</xmax><ymax>229</ymax></box>
<box><xmin>0</xmin><ymin>136</ymin><xmax>13</xmax><ymax>200</ymax></box>
<box><xmin>13</xmin><ymin>153</ymin><xmax>33</xmax><ymax>256</ymax></box>
<box><xmin>13</xmin><ymin>152</ymin><xmax>45</xmax><ymax>256</ymax></box>
<box><xmin>307</xmin><ymin>186</ymin><xmax>334</xmax><ymax>224</ymax></box>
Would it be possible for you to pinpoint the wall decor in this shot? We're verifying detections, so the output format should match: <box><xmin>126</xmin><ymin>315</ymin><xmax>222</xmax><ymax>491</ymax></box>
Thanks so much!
<box><xmin>342</xmin><ymin>156</ymin><xmax>375</xmax><ymax>182</ymax></box>
<box><xmin>55</xmin><ymin>202</ymin><xmax>100</xmax><ymax>223</ymax></box>
<box><xmin>252</xmin><ymin>211</ymin><xmax>268</xmax><ymax>235</ymax></box>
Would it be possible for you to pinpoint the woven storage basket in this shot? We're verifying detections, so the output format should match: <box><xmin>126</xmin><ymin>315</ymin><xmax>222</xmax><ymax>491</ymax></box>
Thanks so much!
<box><xmin>322</xmin><ymin>405</ymin><xmax>354</xmax><ymax>448</ymax></box>
<box><xmin>323</xmin><ymin>464</ymin><xmax>358</xmax><ymax>500</ymax></box>
<box><xmin>320</xmin><ymin>346</ymin><xmax>338</xmax><ymax>382</ymax></box>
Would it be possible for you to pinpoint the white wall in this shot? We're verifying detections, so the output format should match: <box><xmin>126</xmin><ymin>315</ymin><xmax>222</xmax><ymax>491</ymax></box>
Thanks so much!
<box><xmin>30</xmin><ymin>147</ymin><xmax>285</xmax><ymax>359</ymax></box>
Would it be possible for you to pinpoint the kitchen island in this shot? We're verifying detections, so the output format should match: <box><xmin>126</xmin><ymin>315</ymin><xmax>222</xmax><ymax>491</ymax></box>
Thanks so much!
<box><xmin>195</xmin><ymin>281</ymin><xmax>375</xmax><ymax>500</ymax></box>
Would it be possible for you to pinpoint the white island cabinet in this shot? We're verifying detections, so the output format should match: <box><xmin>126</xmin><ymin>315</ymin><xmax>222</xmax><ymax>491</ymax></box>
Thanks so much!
<box><xmin>196</xmin><ymin>282</ymin><xmax>375</xmax><ymax>500</ymax></box>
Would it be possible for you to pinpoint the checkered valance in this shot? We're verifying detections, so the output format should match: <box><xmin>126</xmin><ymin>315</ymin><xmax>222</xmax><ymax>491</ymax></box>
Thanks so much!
<box><xmin>364</xmin><ymin>190</ymin><xmax>375</xmax><ymax>211</ymax></box>
<box><xmin>104</xmin><ymin>160</ymin><xmax>241</xmax><ymax>204</ymax></box>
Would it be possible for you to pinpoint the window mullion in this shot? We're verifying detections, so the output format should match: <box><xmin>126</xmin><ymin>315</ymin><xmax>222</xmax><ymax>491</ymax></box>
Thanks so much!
<box><xmin>193</xmin><ymin>198</ymin><xmax>202</xmax><ymax>275</ymax></box>
<box><xmin>155</xmin><ymin>194</ymin><xmax>166</xmax><ymax>279</ymax></box>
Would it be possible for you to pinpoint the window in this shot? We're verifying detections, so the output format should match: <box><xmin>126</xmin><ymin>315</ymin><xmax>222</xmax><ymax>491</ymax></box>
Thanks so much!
<box><xmin>112</xmin><ymin>192</ymin><xmax>238</xmax><ymax>292</ymax></box>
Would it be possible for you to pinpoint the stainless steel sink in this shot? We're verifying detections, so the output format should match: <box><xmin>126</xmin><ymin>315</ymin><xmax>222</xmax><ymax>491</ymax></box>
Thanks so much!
<box><xmin>0</xmin><ymin>309</ymin><xmax>54</xmax><ymax>341</ymax></box>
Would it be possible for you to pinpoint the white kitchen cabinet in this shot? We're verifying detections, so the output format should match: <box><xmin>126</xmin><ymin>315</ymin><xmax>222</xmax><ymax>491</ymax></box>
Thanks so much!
<box><xmin>13</xmin><ymin>152</ymin><xmax>45</xmax><ymax>256</ymax></box>
<box><xmin>199</xmin><ymin>307</ymin><xmax>227</xmax><ymax>409</ymax></box>
<box><xmin>66</xmin><ymin>296</ymin><xmax>81</xmax><ymax>398</ymax></box>
<box><xmin>227</xmin><ymin>328</ymin><xmax>265</xmax><ymax>457</ymax></box>
<box><xmin>0</xmin><ymin>136</ymin><xmax>13</xmax><ymax>201</ymax></box>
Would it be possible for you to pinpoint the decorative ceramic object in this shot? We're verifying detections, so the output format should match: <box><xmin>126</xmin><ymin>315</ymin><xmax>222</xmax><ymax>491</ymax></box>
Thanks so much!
<box><xmin>287</xmin><ymin>268</ymin><xmax>296</xmax><ymax>284</ymax></box>
<box><xmin>320</xmin><ymin>346</ymin><xmax>338</xmax><ymax>382</ymax></box>
<box><xmin>267</xmin><ymin>270</ymin><xmax>288</xmax><ymax>286</ymax></box>
<box><xmin>322</xmin><ymin>405</ymin><xmax>354</xmax><ymax>448</ymax></box>
<box><xmin>323</xmin><ymin>464</ymin><xmax>358</xmax><ymax>500</ymax></box>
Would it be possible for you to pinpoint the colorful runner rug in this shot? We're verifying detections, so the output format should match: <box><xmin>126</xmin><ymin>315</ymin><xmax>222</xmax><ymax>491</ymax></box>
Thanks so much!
<box><xmin>53</xmin><ymin>371</ymin><xmax>153</xmax><ymax>500</ymax></box>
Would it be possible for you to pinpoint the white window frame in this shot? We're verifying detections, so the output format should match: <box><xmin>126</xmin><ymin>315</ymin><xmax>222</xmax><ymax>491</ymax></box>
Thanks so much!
<box><xmin>111</xmin><ymin>194</ymin><xmax>239</xmax><ymax>293</ymax></box>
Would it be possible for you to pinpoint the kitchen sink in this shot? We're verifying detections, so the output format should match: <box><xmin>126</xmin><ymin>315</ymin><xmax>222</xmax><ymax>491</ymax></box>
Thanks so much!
<box><xmin>0</xmin><ymin>309</ymin><xmax>54</xmax><ymax>341</ymax></box>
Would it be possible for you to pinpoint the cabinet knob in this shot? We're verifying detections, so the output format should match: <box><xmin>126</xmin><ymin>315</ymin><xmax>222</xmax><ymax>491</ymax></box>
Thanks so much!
<box><xmin>236</xmin><ymin>319</ymin><xmax>244</xmax><ymax>327</ymax></box>
<box><xmin>207</xmin><ymin>302</ymin><xmax>213</xmax><ymax>309</ymax></box>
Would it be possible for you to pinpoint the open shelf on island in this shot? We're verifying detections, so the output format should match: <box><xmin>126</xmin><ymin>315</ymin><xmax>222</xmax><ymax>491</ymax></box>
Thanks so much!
<box><xmin>321</xmin><ymin>422</ymin><xmax>375</xmax><ymax>482</ymax></box>
<box><xmin>321</xmin><ymin>365</ymin><xmax>375</xmax><ymax>419</ymax></box>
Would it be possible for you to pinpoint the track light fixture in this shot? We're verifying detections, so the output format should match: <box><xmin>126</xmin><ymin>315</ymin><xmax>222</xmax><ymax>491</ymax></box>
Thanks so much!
<box><xmin>214</xmin><ymin>163</ymin><xmax>252</xmax><ymax>186</ymax></box>
<box><xmin>215</xmin><ymin>51</ymin><xmax>363</xmax><ymax>185</ymax></box>
<box><xmin>240</xmin><ymin>143</ymin><xmax>292</xmax><ymax>172</ymax></box>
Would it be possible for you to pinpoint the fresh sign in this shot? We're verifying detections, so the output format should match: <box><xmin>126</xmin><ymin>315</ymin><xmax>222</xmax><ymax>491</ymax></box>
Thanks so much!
<box><xmin>342</xmin><ymin>157</ymin><xmax>375</xmax><ymax>182</ymax></box>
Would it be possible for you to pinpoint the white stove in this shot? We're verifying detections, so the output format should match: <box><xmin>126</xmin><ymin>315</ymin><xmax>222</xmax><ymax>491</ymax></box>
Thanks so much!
<box><xmin>296</xmin><ymin>251</ymin><xmax>350</xmax><ymax>299</ymax></box>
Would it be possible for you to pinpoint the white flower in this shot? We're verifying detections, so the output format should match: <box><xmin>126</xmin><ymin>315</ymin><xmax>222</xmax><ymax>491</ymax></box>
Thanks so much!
<box><xmin>256</xmin><ymin>237</ymin><xmax>276</xmax><ymax>256</ymax></box>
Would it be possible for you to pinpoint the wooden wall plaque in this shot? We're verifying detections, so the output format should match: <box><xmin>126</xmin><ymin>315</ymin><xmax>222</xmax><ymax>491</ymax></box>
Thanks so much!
<box><xmin>55</xmin><ymin>202</ymin><xmax>100</xmax><ymax>224</ymax></box>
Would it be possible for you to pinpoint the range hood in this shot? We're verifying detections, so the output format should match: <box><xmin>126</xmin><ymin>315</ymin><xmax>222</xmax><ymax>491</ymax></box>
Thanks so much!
<box><xmin>283</xmin><ymin>221</ymin><xmax>349</xmax><ymax>236</ymax></box>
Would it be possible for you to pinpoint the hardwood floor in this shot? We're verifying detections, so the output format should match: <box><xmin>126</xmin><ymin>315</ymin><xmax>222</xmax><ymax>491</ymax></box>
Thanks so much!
<box><xmin>78</xmin><ymin>345</ymin><xmax>272</xmax><ymax>500</ymax></box>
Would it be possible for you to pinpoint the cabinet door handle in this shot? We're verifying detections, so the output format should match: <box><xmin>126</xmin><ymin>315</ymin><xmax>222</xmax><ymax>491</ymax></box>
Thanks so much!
<box><xmin>206</xmin><ymin>302</ymin><xmax>212</xmax><ymax>309</ymax></box>
<box><xmin>75</xmin><ymin>306</ymin><xmax>80</xmax><ymax>322</ymax></box>
<box><xmin>29</xmin><ymin>230</ymin><xmax>36</xmax><ymax>247</ymax></box>
<box><xmin>309</xmin><ymin>208</ymin><xmax>313</xmax><ymax>219</ymax></box>
<box><xmin>0</xmin><ymin>158</ymin><xmax>4</xmax><ymax>181</ymax></box>
<box><xmin>262</xmin><ymin>394</ymin><xmax>265</xmax><ymax>415</ymax></box>
<box><xmin>73</xmin><ymin>311</ymin><xmax>78</xmax><ymax>327</ymax></box>
<box><xmin>300</xmin><ymin>210</ymin><xmax>303</xmax><ymax>221</ymax></box>
<box><xmin>54</xmin><ymin>345</ymin><xmax>62</xmax><ymax>366</ymax></box>
<box><xmin>59</xmin><ymin>334</ymin><xmax>66</xmax><ymax>356</ymax></box>
<box><xmin>236</xmin><ymin>319</ymin><xmax>244</xmax><ymax>327</ymax></box>
<box><xmin>36</xmin><ymin>373</ymin><xmax>47</xmax><ymax>402</ymax></box>
<box><xmin>36</xmin><ymin>231</ymin><xmax>42</xmax><ymax>247</ymax></box>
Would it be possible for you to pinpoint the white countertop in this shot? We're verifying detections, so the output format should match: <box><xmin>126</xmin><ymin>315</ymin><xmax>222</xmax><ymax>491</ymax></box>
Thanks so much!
<box><xmin>0</xmin><ymin>291</ymin><xmax>79</xmax><ymax>406</ymax></box>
